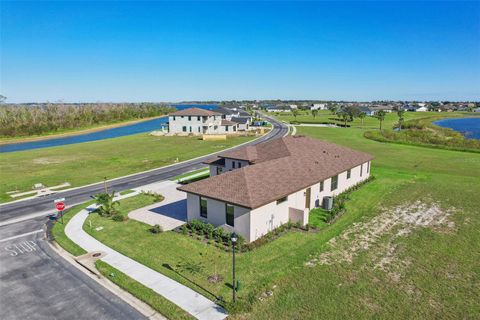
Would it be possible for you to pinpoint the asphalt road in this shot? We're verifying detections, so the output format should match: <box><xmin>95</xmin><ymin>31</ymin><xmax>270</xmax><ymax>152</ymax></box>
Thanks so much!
<box><xmin>0</xmin><ymin>115</ymin><xmax>288</xmax><ymax>223</ymax></box>
<box><xmin>0</xmin><ymin>115</ymin><xmax>288</xmax><ymax>319</ymax></box>
<box><xmin>0</xmin><ymin>217</ymin><xmax>146</xmax><ymax>320</ymax></box>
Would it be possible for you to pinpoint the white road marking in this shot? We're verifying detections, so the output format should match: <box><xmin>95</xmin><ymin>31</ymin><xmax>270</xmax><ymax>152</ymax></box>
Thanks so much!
<box><xmin>4</xmin><ymin>240</ymin><xmax>37</xmax><ymax>256</ymax></box>
<box><xmin>0</xmin><ymin>229</ymin><xmax>44</xmax><ymax>243</ymax></box>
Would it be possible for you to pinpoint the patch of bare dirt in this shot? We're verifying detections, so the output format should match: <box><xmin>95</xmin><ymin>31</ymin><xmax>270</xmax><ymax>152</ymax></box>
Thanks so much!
<box><xmin>306</xmin><ymin>201</ymin><xmax>456</xmax><ymax>281</ymax></box>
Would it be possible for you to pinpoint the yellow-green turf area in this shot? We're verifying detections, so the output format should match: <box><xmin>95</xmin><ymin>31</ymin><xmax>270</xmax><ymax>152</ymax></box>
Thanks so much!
<box><xmin>52</xmin><ymin>119</ymin><xmax>480</xmax><ymax>318</ymax></box>
<box><xmin>0</xmin><ymin>134</ymin><xmax>255</xmax><ymax>203</ymax></box>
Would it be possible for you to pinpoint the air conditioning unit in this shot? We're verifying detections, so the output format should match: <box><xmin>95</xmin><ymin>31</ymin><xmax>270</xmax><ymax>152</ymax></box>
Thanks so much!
<box><xmin>322</xmin><ymin>196</ymin><xmax>333</xmax><ymax>211</ymax></box>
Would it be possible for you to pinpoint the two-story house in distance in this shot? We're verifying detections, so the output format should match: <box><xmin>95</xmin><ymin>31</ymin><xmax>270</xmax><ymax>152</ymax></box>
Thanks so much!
<box><xmin>178</xmin><ymin>136</ymin><xmax>374</xmax><ymax>242</ymax></box>
<box><xmin>168</xmin><ymin>107</ymin><xmax>239</xmax><ymax>135</ymax></box>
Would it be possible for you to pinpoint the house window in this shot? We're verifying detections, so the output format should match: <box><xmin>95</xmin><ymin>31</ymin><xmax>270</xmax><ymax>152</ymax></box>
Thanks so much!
<box><xmin>226</xmin><ymin>126</ymin><xmax>229</xmax><ymax>132</ymax></box>
<box><xmin>331</xmin><ymin>175</ymin><xmax>338</xmax><ymax>191</ymax></box>
<box><xmin>232</xmin><ymin>162</ymin><xmax>236</xmax><ymax>169</ymax></box>
<box><xmin>200</xmin><ymin>197</ymin><xmax>208</xmax><ymax>218</ymax></box>
<box><xmin>276</xmin><ymin>196</ymin><xmax>288</xmax><ymax>205</ymax></box>
<box><xmin>173</xmin><ymin>116</ymin><xmax>176</xmax><ymax>121</ymax></box>
<box><xmin>189</xmin><ymin>126</ymin><xmax>192</xmax><ymax>132</ymax></box>
<box><xmin>188</xmin><ymin>116</ymin><xmax>191</xmax><ymax>121</ymax></box>
<box><xmin>197</xmin><ymin>116</ymin><xmax>200</xmax><ymax>121</ymax></box>
<box><xmin>182</xmin><ymin>126</ymin><xmax>187</xmax><ymax>132</ymax></box>
<box><xmin>238</xmin><ymin>162</ymin><xmax>241</xmax><ymax>168</ymax></box>
<box><xmin>233</xmin><ymin>126</ymin><xmax>236</xmax><ymax>132</ymax></box>
<box><xmin>319</xmin><ymin>181</ymin><xmax>324</xmax><ymax>192</ymax></box>
<box><xmin>226</xmin><ymin>203</ymin><xmax>234</xmax><ymax>227</ymax></box>
<box><xmin>347</xmin><ymin>169</ymin><xmax>351</xmax><ymax>179</ymax></box>
<box><xmin>216</xmin><ymin>166</ymin><xmax>223</xmax><ymax>175</ymax></box>
<box><xmin>367</xmin><ymin>161</ymin><xmax>370</xmax><ymax>173</ymax></box>
<box><xmin>360</xmin><ymin>164</ymin><xmax>363</xmax><ymax>177</ymax></box>
<box><xmin>198</xmin><ymin>127</ymin><xmax>201</xmax><ymax>132</ymax></box>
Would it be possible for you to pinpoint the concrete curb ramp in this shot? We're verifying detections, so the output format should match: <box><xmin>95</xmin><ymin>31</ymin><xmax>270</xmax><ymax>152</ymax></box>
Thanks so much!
<box><xmin>64</xmin><ymin>193</ymin><xmax>227</xmax><ymax>320</ymax></box>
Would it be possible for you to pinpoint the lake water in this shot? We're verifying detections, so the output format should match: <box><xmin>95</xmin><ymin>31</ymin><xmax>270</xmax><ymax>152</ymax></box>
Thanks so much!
<box><xmin>0</xmin><ymin>104</ymin><xmax>216</xmax><ymax>153</ymax></box>
<box><xmin>433</xmin><ymin>117</ymin><xmax>480</xmax><ymax>139</ymax></box>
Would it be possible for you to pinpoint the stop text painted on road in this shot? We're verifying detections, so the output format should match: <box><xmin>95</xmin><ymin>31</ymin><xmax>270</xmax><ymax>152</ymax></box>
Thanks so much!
<box><xmin>4</xmin><ymin>240</ymin><xmax>37</xmax><ymax>256</ymax></box>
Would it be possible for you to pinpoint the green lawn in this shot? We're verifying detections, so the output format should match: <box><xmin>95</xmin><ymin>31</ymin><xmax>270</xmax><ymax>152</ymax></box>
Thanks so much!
<box><xmin>0</xmin><ymin>134</ymin><xmax>254</xmax><ymax>203</ymax></box>
<box><xmin>269</xmin><ymin>110</ymin><xmax>470</xmax><ymax>129</ymax></box>
<box><xmin>58</xmin><ymin>120</ymin><xmax>480</xmax><ymax>318</ymax></box>
<box><xmin>51</xmin><ymin>195</ymin><xmax>195</xmax><ymax>320</ymax></box>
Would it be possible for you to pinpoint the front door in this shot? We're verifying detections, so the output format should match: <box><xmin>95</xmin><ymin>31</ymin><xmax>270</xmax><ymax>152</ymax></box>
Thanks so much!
<box><xmin>305</xmin><ymin>187</ymin><xmax>311</xmax><ymax>209</ymax></box>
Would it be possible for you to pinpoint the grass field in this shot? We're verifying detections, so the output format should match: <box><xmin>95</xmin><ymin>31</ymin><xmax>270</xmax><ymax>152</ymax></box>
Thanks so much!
<box><xmin>269</xmin><ymin>110</ymin><xmax>471</xmax><ymax>129</ymax></box>
<box><xmin>0</xmin><ymin>134</ymin><xmax>254</xmax><ymax>203</ymax></box>
<box><xmin>75</xmin><ymin>123</ymin><xmax>480</xmax><ymax>318</ymax></box>
<box><xmin>51</xmin><ymin>114</ymin><xmax>480</xmax><ymax>318</ymax></box>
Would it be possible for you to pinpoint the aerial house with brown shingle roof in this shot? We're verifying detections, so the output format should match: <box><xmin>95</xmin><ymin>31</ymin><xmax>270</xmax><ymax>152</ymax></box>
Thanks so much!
<box><xmin>178</xmin><ymin>136</ymin><xmax>373</xmax><ymax>242</ymax></box>
<box><xmin>168</xmin><ymin>107</ymin><xmax>238</xmax><ymax>135</ymax></box>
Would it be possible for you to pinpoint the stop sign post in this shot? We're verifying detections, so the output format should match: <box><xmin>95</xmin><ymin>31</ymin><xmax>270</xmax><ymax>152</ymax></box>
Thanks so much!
<box><xmin>54</xmin><ymin>198</ymin><xmax>66</xmax><ymax>224</ymax></box>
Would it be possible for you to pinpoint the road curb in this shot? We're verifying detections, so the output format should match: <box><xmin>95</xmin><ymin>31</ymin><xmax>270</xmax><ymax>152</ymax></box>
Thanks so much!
<box><xmin>45</xmin><ymin>222</ymin><xmax>166</xmax><ymax>320</ymax></box>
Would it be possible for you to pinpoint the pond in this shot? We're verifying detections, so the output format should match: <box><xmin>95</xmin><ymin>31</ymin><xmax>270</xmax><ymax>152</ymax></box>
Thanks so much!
<box><xmin>433</xmin><ymin>117</ymin><xmax>480</xmax><ymax>139</ymax></box>
<box><xmin>0</xmin><ymin>104</ymin><xmax>216</xmax><ymax>153</ymax></box>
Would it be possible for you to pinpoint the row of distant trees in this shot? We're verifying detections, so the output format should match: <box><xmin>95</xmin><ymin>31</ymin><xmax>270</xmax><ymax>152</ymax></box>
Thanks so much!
<box><xmin>0</xmin><ymin>103</ymin><xmax>174</xmax><ymax>137</ymax></box>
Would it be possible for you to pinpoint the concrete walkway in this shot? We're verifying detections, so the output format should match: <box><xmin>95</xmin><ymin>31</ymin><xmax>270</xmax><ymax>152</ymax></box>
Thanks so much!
<box><xmin>64</xmin><ymin>192</ymin><xmax>227</xmax><ymax>320</ymax></box>
<box><xmin>129</xmin><ymin>181</ymin><xmax>187</xmax><ymax>230</ymax></box>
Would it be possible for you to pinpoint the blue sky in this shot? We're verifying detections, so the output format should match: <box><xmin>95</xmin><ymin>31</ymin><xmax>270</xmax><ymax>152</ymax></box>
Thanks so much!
<box><xmin>1</xmin><ymin>1</ymin><xmax>479</xmax><ymax>102</ymax></box>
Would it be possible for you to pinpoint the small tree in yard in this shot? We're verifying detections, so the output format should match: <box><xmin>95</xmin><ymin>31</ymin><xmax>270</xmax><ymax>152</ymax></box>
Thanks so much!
<box><xmin>311</xmin><ymin>109</ymin><xmax>318</xmax><ymax>119</ymax></box>
<box><xmin>358</xmin><ymin>112</ymin><xmax>366</xmax><ymax>127</ymax></box>
<box><xmin>376</xmin><ymin>110</ymin><xmax>387</xmax><ymax>131</ymax></box>
<box><xmin>291</xmin><ymin>108</ymin><xmax>300</xmax><ymax>121</ymax></box>
<box><xmin>397</xmin><ymin>110</ymin><xmax>405</xmax><ymax>130</ymax></box>
<box><xmin>91</xmin><ymin>192</ymin><xmax>119</xmax><ymax>217</ymax></box>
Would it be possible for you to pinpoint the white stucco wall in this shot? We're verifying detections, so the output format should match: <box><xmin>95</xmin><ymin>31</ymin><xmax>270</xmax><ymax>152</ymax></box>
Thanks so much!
<box><xmin>224</xmin><ymin>158</ymin><xmax>249</xmax><ymax>171</ymax></box>
<box><xmin>185</xmin><ymin>193</ymin><xmax>252</xmax><ymax>242</ymax></box>
<box><xmin>168</xmin><ymin>115</ymin><xmax>221</xmax><ymax>134</ymax></box>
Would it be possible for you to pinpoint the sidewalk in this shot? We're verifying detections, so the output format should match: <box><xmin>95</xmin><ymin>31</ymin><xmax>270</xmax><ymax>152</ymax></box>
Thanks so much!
<box><xmin>64</xmin><ymin>192</ymin><xmax>227</xmax><ymax>320</ymax></box>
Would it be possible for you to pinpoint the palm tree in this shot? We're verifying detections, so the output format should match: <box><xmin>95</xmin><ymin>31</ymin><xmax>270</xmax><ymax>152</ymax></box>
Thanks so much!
<box><xmin>358</xmin><ymin>112</ymin><xmax>366</xmax><ymax>128</ymax></box>
<box><xmin>291</xmin><ymin>108</ymin><xmax>300</xmax><ymax>121</ymax></box>
<box><xmin>397</xmin><ymin>110</ymin><xmax>405</xmax><ymax>130</ymax></box>
<box><xmin>91</xmin><ymin>191</ymin><xmax>119</xmax><ymax>217</ymax></box>
<box><xmin>337</xmin><ymin>110</ymin><xmax>349</xmax><ymax>128</ymax></box>
<box><xmin>311</xmin><ymin>109</ymin><xmax>318</xmax><ymax>119</ymax></box>
<box><xmin>376</xmin><ymin>110</ymin><xmax>387</xmax><ymax>131</ymax></box>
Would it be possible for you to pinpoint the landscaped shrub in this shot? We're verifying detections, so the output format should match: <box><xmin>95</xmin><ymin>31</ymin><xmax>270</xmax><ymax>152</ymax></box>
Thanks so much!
<box><xmin>140</xmin><ymin>190</ymin><xmax>165</xmax><ymax>202</ymax></box>
<box><xmin>181</xmin><ymin>224</ymin><xmax>188</xmax><ymax>235</ymax></box>
<box><xmin>319</xmin><ymin>176</ymin><xmax>376</xmax><ymax>224</ymax></box>
<box><xmin>150</xmin><ymin>224</ymin><xmax>163</xmax><ymax>234</ymax></box>
<box><xmin>112</xmin><ymin>214</ymin><xmax>126</xmax><ymax>222</ymax></box>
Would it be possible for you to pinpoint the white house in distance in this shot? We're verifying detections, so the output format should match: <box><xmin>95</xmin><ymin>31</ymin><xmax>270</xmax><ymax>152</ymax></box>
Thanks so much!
<box><xmin>178</xmin><ymin>136</ymin><xmax>374</xmax><ymax>242</ymax></box>
<box><xmin>168</xmin><ymin>108</ymin><xmax>238</xmax><ymax>135</ymax></box>
<box><xmin>311</xmin><ymin>103</ymin><xmax>327</xmax><ymax>110</ymax></box>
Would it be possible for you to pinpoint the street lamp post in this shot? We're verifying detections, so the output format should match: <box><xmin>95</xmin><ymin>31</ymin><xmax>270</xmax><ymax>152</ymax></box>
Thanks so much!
<box><xmin>231</xmin><ymin>233</ymin><xmax>237</xmax><ymax>302</ymax></box>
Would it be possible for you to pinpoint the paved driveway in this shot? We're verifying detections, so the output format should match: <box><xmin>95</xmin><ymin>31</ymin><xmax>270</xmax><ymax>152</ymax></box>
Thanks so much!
<box><xmin>129</xmin><ymin>181</ymin><xmax>187</xmax><ymax>230</ymax></box>
<box><xmin>0</xmin><ymin>218</ymin><xmax>145</xmax><ymax>320</ymax></box>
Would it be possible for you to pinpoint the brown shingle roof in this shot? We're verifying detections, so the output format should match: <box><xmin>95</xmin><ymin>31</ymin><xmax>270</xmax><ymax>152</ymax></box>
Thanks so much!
<box><xmin>170</xmin><ymin>107</ymin><xmax>222</xmax><ymax>116</ymax></box>
<box><xmin>178</xmin><ymin>136</ymin><xmax>374</xmax><ymax>209</ymax></box>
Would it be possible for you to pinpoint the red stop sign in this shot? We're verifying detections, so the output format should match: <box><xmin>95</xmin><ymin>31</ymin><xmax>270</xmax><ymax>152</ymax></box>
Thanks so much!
<box><xmin>55</xmin><ymin>202</ymin><xmax>65</xmax><ymax>211</ymax></box>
